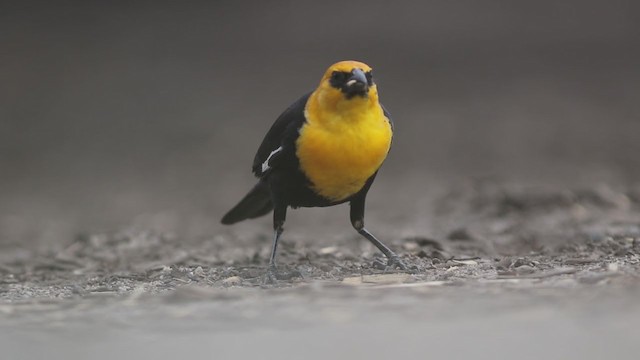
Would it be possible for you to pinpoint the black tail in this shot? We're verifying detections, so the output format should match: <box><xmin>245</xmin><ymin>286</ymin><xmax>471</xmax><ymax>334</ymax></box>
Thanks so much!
<box><xmin>221</xmin><ymin>181</ymin><xmax>273</xmax><ymax>225</ymax></box>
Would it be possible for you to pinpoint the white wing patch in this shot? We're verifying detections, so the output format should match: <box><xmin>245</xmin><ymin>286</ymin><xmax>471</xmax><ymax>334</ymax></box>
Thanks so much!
<box><xmin>261</xmin><ymin>146</ymin><xmax>283</xmax><ymax>173</ymax></box>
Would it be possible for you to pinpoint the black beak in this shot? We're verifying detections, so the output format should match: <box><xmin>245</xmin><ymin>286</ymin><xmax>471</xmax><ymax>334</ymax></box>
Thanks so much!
<box><xmin>343</xmin><ymin>68</ymin><xmax>368</xmax><ymax>98</ymax></box>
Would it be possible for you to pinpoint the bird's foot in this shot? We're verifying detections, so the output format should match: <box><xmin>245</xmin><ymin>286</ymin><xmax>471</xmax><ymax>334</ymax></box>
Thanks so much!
<box><xmin>261</xmin><ymin>264</ymin><xmax>301</xmax><ymax>285</ymax></box>
<box><xmin>387</xmin><ymin>255</ymin><xmax>410</xmax><ymax>271</ymax></box>
<box><xmin>372</xmin><ymin>255</ymin><xmax>416</xmax><ymax>273</ymax></box>
<box><xmin>262</xmin><ymin>264</ymin><xmax>279</xmax><ymax>285</ymax></box>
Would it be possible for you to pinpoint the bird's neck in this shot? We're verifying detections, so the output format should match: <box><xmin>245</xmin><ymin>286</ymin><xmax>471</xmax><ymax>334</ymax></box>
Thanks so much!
<box><xmin>305</xmin><ymin>89</ymin><xmax>383</xmax><ymax>130</ymax></box>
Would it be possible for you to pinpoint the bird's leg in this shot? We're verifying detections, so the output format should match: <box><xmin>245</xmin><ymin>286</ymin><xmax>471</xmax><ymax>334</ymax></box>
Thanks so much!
<box><xmin>264</xmin><ymin>204</ymin><xmax>286</xmax><ymax>284</ymax></box>
<box><xmin>350</xmin><ymin>197</ymin><xmax>409</xmax><ymax>271</ymax></box>
<box><xmin>355</xmin><ymin>224</ymin><xmax>408</xmax><ymax>271</ymax></box>
<box><xmin>268</xmin><ymin>227</ymin><xmax>283</xmax><ymax>268</ymax></box>
<box><xmin>263</xmin><ymin>228</ymin><xmax>282</xmax><ymax>284</ymax></box>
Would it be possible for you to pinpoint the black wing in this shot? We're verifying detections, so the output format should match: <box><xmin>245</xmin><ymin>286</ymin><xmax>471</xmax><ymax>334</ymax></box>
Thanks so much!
<box><xmin>252</xmin><ymin>92</ymin><xmax>311</xmax><ymax>177</ymax></box>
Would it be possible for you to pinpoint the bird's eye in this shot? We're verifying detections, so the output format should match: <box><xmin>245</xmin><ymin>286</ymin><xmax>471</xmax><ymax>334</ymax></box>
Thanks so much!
<box><xmin>329</xmin><ymin>71</ymin><xmax>347</xmax><ymax>88</ymax></box>
<box><xmin>365</xmin><ymin>71</ymin><xmax>374</xmax><ymax>86</ymax></box>
<box><xmin>331</xmin><ymin>71</ymin><xmax>346</xmax><ymax>81</ymax></box>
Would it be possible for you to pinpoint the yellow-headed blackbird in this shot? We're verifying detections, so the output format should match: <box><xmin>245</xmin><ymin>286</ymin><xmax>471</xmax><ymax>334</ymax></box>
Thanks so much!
<box><xmin>222</xmin><ymin>60</ymin><xmax>406</xmax><ymax>279</ymax></box>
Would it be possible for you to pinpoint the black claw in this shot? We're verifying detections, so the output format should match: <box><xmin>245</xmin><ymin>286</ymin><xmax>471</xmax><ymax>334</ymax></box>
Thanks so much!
<box><xmin>262</xmin><ymin>265</ymin><xmax>278</xmax><ymax>285</ymax></box>
<box><xmin>261</xmin><ymin>265</ymin><xmax>302</xmax><ymax>285</ymax></box>
<box><xmin>372</xmin><ymin>258</ymin><xmax>387</xmax><ymax>270</ymax></box>
<box><xmin>372</xmin><ymin>255</ymin><xmax>415</xmax><ymax>272</ymax></box>
<box><xmin>387</xmin><ymin>255</ymin><xmax>409</xmax><ymax>270</ymax></box>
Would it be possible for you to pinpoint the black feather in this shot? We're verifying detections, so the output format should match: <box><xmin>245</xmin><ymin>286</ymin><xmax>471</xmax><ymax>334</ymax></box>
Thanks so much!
<box><xmin>252</xmin><ymin>92</ymin><xmax>311</xmax><ymax>177</ymax></box>
<box><xmin>221</xmin><ymin>181</ymin><xmax>273</xmax><ymax>224</ymax></box>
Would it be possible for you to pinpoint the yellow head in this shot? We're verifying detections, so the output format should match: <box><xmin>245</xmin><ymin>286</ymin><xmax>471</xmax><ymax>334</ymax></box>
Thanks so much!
<box><xmin>311</xmin><ymin>60</ymin><xmax>379</xmax><ymax>113</ymax></box>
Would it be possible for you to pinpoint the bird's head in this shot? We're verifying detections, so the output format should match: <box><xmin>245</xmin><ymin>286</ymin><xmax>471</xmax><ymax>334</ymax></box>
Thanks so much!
<box><xmin>315</xmin><ymin>61</ymin><xmax>378</xmax><ymax>105</ymax></box>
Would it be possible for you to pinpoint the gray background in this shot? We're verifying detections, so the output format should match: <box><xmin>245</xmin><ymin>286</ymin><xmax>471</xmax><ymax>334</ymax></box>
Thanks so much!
<box><xmin>1</xmin><ymin>0</ymin><xmax>639</xmax><ymax>247</ymax></box>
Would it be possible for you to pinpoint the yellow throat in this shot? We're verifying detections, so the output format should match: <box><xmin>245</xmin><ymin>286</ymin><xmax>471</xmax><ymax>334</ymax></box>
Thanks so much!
<box><xmin>296</xmin><ymin>61</ymin><xmax>392</xmax><ymax>202</ymax></box>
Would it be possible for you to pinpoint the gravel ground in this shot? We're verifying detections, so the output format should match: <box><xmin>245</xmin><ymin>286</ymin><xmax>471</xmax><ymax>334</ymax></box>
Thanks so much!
<box><xmin>2</xmin><ymin>181</ymin><xmax>640</xmax><ymax>359</ymax></box>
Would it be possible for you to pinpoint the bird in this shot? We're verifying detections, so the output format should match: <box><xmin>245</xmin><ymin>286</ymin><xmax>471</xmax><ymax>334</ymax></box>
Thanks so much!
<box><xmin>221</xmin><ymin>60</ymin><xmax>407</xmax><ymax>281</ymax></box>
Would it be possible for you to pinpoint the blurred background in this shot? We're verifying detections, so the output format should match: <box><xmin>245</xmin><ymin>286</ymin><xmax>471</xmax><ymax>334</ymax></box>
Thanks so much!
<box><xmin>1</xmin><ymin>0</ymin><xmax>639</xmax><ymax>248</ymax></box>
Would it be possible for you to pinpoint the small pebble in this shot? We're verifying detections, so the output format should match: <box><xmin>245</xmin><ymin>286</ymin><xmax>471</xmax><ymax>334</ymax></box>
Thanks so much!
<box><xmin>403</xmin><ymin>242</ymin><xmax>419</xmax><ymax>251</ymax></box>
<box><xmin>222</xmin><ymin>276</ymin><xmax>242</xmax><ymax>286</ymax></box>
<box><xmin>342</xmin><ymin>273</ymin><xmax>412</xmax><ymax>285</ymax></box>
<box><xmin>515</xmin><ymin>265</ymin><xmax>535</xmax><ymax>274</ymax></box>
<box><xmin>194</xmin><ymin>266</ymin><xmax>205</xmax><ymax>277</ymax></box>
<box><xmin>452</xmin><ymin>259</ymin><xmax>478</xmax><ymax>266</ymax></box>
<box><xmin>319</xmin><ymin>246</ymin><xmax>338</xmax><ymax>255</ymax></box>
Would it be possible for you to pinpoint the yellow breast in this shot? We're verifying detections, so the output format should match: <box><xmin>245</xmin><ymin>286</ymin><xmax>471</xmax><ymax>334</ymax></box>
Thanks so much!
<box><xmin>296</xmin><ymin>96</ymin><xmax>392</xmax><ymax>202</ymax></box>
